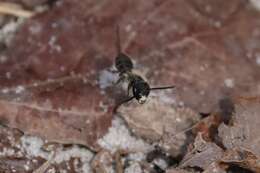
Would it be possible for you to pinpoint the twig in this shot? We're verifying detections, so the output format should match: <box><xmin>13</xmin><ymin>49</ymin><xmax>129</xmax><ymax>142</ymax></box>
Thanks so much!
<box><xmin>0</xmin><ymin>2</ymin><xmax>34</xmax><ymax>18</ymax></box>
<box><xmin>115</xmin><ymin>150</ymin><xmax>124</xmax><ymax>173</ymax></box>
<box><xmin>33</xmin><ymin>151</ymin><xmax>55</xmax><ymax>173</ymax></box>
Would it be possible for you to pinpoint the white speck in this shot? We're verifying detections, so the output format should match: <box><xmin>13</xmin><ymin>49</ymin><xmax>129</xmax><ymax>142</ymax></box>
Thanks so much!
<box><xmin>0</xmin><ymin>18</ymin><xmax>25</xmax><ymax>46</ymax></box>
<box><xmin>6</xmin><ymin>72</ymin><xmax>11</xmax><ymax>79</ymax></box>
<box><xmin>0</xmin><ymin>55</ymin><xmax>7</xmax><ymax>63</ymax></box>
<box><xmin>29</xmin><ymin>23</ymin><xmax>42</xmax><ymax>35</ymax></box>
<box><xmin>60</xmin><ymin>66</ymin><xmax>66</xmax><ymax>72</ymax></box>
<box><xmin>213</xmin><ymin>168</ymin><xmax>218</xmax><ymax>172</ymax></box>
<box><xmin>125</xmin><ymin>163</ymin><xmax>142</xmax><ymax>173</ymax></box>
<box><xmin>48</xmin><ymin>35</ymin><xmax>62</xmax><ymax>53</ymax></box>
<box><xmin>200</xmin><ymin>90</ymin><xmax>205</xmax><ymax>95</ymax></box>
<box><xmin>199</xmin><ymin>66</ymin><xmax>205</xmax><ymax>71</ymax></box>
<box><xmin>73</xmin><ymin>159</ymin><xmax>80</xmax><ymax>172</ymax></box>
<box><xmin>47</xmin><ymin>167</ymin><xmax>56</xmax><ymax>173</ymax></box>
<box><xmin>153</xmin><ymin>158</ymin><xmax>168</xmax><ymax>170</ymax></box>
<box><xmin>56</xmin><ymin>0</ymin><xmax>64</xmax><ymax>7</ymax></box>
<box><xmin>97</xmin><ymin>117</ymin><xmax>152</xmax><ymax>153</ymax></box>
<box><xmin>178</xmin><ymin>101</ymin><xmax>184</xmax><ymax>107</ymax></box>
<box><xmin>34</xmin><ymin>5</ymin><xmax>48</xmax><ymax>13</ymax></box>
<box><xmin>98</xmin><ymin>69</ymin><xmax>118</xmax><ymax>89</ymax></box>
<box><xmin>214</xmin><ymin>21</ymin><xmax>222</xmax><ymax>28</ymax></box>
<box><xmin>51</xmin><ymin>22</ymin><xmax>59</xmax><ymax>28</ymax></box>
<box><xmin>125</xmin><ymin>24</ymin><xmax>133</xmax><ymax>32</ymax></box>
<box><xmin>2</xmin><ymin>88</ymin><xmax>9</xmax><ymax>94</ymax></box>
<box><xmin>15</xmin><ymin>86</ymin><xmax>25</xmax><ymax>94</ymax></box>
<box><xmin>256</xmin><ymin>54</ymin><xmax>260</xmax><ymax>65</ymax></box>
<box><xmin>99</xmin><ymin>101</ymin><xmax>108</xmax><ymax>112</ymax></box>
<box><xmin>224</xmin><ymin>78</ymin><xmax>235</xmax><ymax>88</ymax></box>
<box><xmin>24</xmin><ymin>163</ymin><xmax>30</xmax><ymax>171</ymax></box>
<box><xmin>176</xmin><ymin>117</ymin><xmax>181</xmax><ymax>122</ymax></box>
<box><xmin>15</xmin><ymin>97</ymin><xmax>21</xmax><ymax>101</ymax></box>
<box><xmin>82</xmin><ymin>77</ymin><xmax>88</xmax><ymax>84</ymax></box>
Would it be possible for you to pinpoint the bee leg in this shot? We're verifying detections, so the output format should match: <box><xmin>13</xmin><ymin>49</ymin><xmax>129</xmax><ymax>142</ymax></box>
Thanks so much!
<box><xmin>113</xmin><ymin>96</ymin><xmax>135</xmax><ymax>113</ymax></box>
<box><xmin>114</xmin><ymin>76</ymin><xmax>124</xmax><ymax>85</ymax></box>
<box><xmin>127</xmin><ymin>82</ymin><xmax>133</xmax><ymax>96</ymax></box>
<box><xmin>109</xmin><ymin>68</ymin><xmax>119</xmax><ymax>73</ymax></box>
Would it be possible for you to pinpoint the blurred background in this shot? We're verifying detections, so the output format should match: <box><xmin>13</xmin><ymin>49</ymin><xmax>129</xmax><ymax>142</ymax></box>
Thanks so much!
<box><xmin>0</xmin><ymin>0</ymin><xmax>259</xmax><ymax>173</ymax></box>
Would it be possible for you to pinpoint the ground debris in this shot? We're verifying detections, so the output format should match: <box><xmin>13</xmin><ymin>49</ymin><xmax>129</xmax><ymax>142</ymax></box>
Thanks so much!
<box><xmin>221</xmin><ymin>148</ymin><xmax>260</xmax><ymax>172</ymax></box>
<box><xmin>118</xmin><ymin>97</ymin><xmax>200</xmax><ymax>157</ymax></box>
<box><xmin>0</xmin><ymin>0</ymin><xmax>259</xmax><ymax>172</ymax></box>
<box><xmin>179</xmin><ymin>133</ymin><xmax>223</xmax><ymax>170</ymax></box>
<box><xmin>218</xmin><ymin>98</ymin><xmax>260</xmax><ymax>156</ymax></box>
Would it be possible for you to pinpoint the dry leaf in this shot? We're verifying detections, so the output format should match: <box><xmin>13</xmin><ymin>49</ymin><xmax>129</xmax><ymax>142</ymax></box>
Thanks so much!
<box><xmin>180</xmin><ymin>133</ymin><xmax>223</xmax><ymax>169</ymax></box>
<box><xmin>218</xmin><ymin>98</ymin><xmax>260</xmax><ymax>156</ymax></box>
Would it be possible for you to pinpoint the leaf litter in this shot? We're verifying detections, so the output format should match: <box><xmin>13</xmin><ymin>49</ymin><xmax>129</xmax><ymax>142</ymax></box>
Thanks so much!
<box><xmin>0</xmin><ymin>0</ymin><xmax>260</xmax><ymax>172</ymax></box>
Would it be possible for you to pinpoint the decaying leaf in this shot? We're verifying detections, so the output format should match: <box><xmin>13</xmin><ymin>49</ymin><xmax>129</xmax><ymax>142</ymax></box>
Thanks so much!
<box><xmin>221</xmin><ymin>147</ymin><xmax>260</xmax><ymax>172</ymax></box>
<box><xmin>0</xmin><ymin>0</ymin><xmax>260</xmax><ymax>172</ymax></box>
<box><xmin>202</xmin><ymin>162</ymin><xmax>226</xmax><ymax>173</ymax></box>
<box><xmin>179</xmin><ymin>133</ymin><xmax>223</xmax><ymax>170</ymax></box>
<box><xmin>218</xmin><ymin>98</ymin><xmax>260</xmax><ymax>156</ymax></box>
<box><xmin>117</xmin><ymin>97</ymin><xmax>200</xmax><ymax>157</ymax></box>
<box><xmin>0</xmin><ymin>0</ymin><xmax>116</xmax><ymax>151</ymax></box>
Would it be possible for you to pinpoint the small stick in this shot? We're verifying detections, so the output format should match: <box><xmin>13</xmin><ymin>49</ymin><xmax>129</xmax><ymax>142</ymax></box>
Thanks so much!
<box><xmin>0</xmin><ymin>2</ymin><xmax>34</xmax><ymax>18</ymax></box>
<box><xmin>33</xmin><ymin>152</ymin><xmax>55</xmax><ymax>173</ymax></box>
<box><xmin>115</xmin><ymin>150</ymin><xmax>124</xmax><ymax>173</ymax></box>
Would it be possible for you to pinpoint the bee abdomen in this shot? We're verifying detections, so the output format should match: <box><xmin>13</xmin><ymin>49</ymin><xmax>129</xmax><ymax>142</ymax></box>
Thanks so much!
<box><xmin>115</xmin><ymin>53</ymin><xmax>133</xmax><ymax>74</ymax></box>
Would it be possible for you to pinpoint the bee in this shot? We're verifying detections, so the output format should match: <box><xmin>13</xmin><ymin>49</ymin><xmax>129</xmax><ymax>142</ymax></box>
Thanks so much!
<box><xmin>114</xmin><ymin>26</ymin><xmax>175</xmax><ymax>106</ymax></box>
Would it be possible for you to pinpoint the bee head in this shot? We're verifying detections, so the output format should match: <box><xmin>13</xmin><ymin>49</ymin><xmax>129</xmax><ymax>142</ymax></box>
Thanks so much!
<box><xmin>132</xmin><ymin>81</ymin><xmax>150</xmax><ymax>104</ymax></box>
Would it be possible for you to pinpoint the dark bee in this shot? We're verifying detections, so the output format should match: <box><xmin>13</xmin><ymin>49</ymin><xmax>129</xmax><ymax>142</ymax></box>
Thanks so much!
<box><xmin>115</xmin><ymin>25</ymin><xmax>175</xmax><ymax>105</ymax></box>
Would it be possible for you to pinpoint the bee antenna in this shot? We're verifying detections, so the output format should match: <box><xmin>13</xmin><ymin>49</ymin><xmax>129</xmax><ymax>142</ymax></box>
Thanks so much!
<box><xmin>150</xmin><ymin>86</ymin><xmax>175</xmax><ymax>91</ymax></box>
<box><xmin>113</xmin><ymin>96</ymin><xmax>135</xmax><ymax>113</ymax></box>
<box><xmin>115</xmin><ymin>24</ymin><xmax>121</xmax><ymax>54</ymax></box>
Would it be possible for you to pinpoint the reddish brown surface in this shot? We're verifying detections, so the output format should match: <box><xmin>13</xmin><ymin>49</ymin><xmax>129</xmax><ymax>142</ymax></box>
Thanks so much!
<box><xmin>1</xmin><ymin>0</ymin><xmax>260</xmax><ymax>152</ymax></box>
<box><xmin>0</xmin><ymin>0</ymin><xmax>260</xmax><ymax>172</ymax></box>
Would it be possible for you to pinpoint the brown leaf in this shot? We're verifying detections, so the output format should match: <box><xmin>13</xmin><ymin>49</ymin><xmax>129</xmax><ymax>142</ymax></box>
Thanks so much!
<box><xmin>221</xmin><ymin>149</ymin><xmax>260</xmax><ymax>173</ymax></box>
<box><xmin>0</xmin><ymin>1</ymin><xmax>115</xmax><ymax>150</ymax></box>
<box><xmin>0</xmin><ymin>0</ymin><xmax>260</xmax><ymax>160</ymax></box>
<box><xmin>218</xmin><ymin>98</ymin><xmax>260</xmax><ymax>156</ymax></box>
<box><xmin>117</xmin><ymin>98</ymin><xmax>200</xmax><ymax>157</ymax></box>
<box><xmin>180</xmin><ymin>133</ymin><xmax>223</xmax><ymax>169</ymax></box>
<box><xmin>202</xmin><ymin>162</ymin><xmax>226</xmax><ymax>173</ymax></box>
